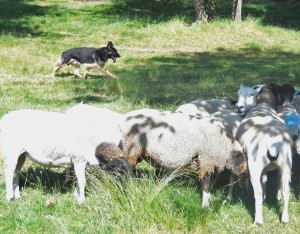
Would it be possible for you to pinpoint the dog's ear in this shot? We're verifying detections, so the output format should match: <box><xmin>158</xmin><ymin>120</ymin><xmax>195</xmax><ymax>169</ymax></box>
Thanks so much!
<box><xmin>107</xmin><ymin>41</ymin><xmax>114</xmax><ymax>48</ymax></box>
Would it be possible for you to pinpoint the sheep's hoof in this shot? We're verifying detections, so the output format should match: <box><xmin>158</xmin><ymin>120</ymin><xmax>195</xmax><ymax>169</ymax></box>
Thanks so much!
<box><xmin>282</xmin><ymin>213</ymin><xmax>289</xmax><ymax>223</ymax></box>
<box><xmin>73</xmin><ymin>190</ymin><xmax>85</xmax><ymax>203</ymax></box>
<box><xmin>6</xmin><ymin>196</ymin><xmax>15</xmax><ymax>201</ymax></box>
<box><xmin>254</xmin><ymin>220</ymin><xmax>263</xmax><ymax>225</ymax></box>
<box><xmin>77</xmin><ymin>198</ymin><xmax>86</xmax><ymax>204</ymax></box>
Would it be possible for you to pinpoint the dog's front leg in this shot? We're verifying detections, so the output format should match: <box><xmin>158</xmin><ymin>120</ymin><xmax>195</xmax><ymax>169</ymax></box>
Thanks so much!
<box><xmin>83</xmin><ymin>67</ymin><xmax>91</xmax><ymax>79</ymax></box>
<box><xmin>99</xmin><ymin>67</ymin><xmax>118</xmax><ymax>79</ymax></box>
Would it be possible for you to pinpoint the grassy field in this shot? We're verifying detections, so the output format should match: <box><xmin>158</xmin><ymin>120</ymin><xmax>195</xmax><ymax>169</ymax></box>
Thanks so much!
<box><xmin>1</xmin><ymin>0</ymin><xmax>300</xmax><ymax>233</ymax></box>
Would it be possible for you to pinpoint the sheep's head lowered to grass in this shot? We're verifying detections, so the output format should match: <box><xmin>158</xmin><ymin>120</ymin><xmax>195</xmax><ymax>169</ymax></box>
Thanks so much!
<box><xmin>95</xmin><ymin>142</ymin><xmax>132</xmax><ymax>178</ymax></box>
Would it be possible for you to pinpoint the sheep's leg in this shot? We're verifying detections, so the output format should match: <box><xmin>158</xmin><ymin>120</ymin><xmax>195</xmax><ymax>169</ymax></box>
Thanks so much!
<box><xmin>13</xmin><ymin>154</ymin><xmax>26</xmax><ymax>199</ymax></box>
<box><xmin>280</xmin><ymin>168</ymin><xmax>291</xmax><ymax>223</ymax></box>
<box><xmin>261</xmin><ymin>172</ymin><xmax>267</xmax><ymax>201</ymax></box>
<box><xmin>250</xmin><ymin>168</ymin><xmax>264</xmax><ymax>225</ymax></box>
<box><xmin>201</xmin><ymin>173</ymin><xmax>211</xmax><ymax>208</ymax></box>
<box><xmin>73</xmin><ymin>162</ymin><xmax>87</xmax><ymax>203</ymax></box>
<box><xmin>4</xmin><ymin>156</ymin><xmax>19</xmax><ymax>201</ymax></box>
<box><xmin>226</xmin><ymin>173</ymin><xmax>235</xmax><ymax>202</ymax></box>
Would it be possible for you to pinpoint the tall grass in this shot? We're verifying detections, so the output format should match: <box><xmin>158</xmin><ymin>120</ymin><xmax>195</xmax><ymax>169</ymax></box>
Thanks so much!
<box><xmin>1</xmin><ymin>0</ymin><xmax>300</xmax><ymax>233</ymax></box>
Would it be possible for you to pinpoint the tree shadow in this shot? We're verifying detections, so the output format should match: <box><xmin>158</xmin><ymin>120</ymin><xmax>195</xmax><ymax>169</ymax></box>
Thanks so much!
<box><xmin>107</xmin><ymin>0</ymin><xmax>195</xmax><ymax>23</ymax></box>
<box><xmin>119</xmin><ymin>47</ymin><xmax>300</xmax><ymax>106</ymax></box>
<box><xmin>217</xmin><ymin>0</ymin><xmax>300</xmax><ymax>30</ymax></box>
<box><xmin>0</xmin><ymin>0</ymin><xmax>53</xmax><ymax>36</ymax></box>
<box><xmin>1</xmin><ymin>0</ymin><xmax>300</xmax><ymax>39</ymax></box>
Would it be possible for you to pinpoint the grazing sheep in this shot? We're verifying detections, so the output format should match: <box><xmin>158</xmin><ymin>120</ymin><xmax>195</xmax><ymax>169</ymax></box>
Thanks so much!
<box><xmin>64</xmin><ymin>103</ymin><xmax>124</xmax><ymax>147</ymax></box>
<box><xmin>176</xmin><ymin>97</ymin><xmax>234</xmax><ymax>117</ymax></box>
<box><xmin>0</xmin><ymin>104</ymin><xmax>129</xmax><ymax>203</ymax></box>
<box><xmin>236</xmin><ymin>86</ymin><xmax>293</xmax><ymax>224</ymax></box>
<box><xmin>119</xmin><ymin>108</ymin><xmax>248</xmax><ymax>208</ymax></box>
<box><xmin>65</xmin><ymin>142</ymin><xmax>132</xmax><ymax>185</ymax></box>
<box><xmin>211</xmin><ymin>109</ymin><xmax>242</xmax><ymax>138</ymax></box>
<box><xmin>211</xmin><ymin>109</ymin><xmax>243</xmax><ymax>201</ymax></box>
<box><xmin>95</xmin><ymin>142</ymin><xmax>132</xmax><ymax>177</ymax></box>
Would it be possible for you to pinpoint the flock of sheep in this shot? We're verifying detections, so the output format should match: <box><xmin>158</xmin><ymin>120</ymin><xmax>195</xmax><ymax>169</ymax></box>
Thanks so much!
<box><xmin>0</xmin><ymin>83</ymin><xmax>300</xmax><ymax>225</ymax></box>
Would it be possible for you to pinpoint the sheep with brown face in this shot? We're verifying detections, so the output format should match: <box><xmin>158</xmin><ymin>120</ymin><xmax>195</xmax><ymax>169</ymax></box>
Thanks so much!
<box><xmin>95</xmin><ymin>142</ymin><xmax>132</xmax><ymax>178</ymax></box>
<box><xmin>119</xmin><ymin>108</ymin><xmax>248</xmax><ymax>208</ymax></box>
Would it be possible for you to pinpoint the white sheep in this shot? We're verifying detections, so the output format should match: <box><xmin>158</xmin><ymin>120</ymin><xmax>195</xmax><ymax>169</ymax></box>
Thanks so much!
<box><xmin>176</xmin><ymin>98</ymin><xmax>234</xmax><ymax>117</ymax></box>
<box><xmin>296</xmin><ymin>136</ymin><xmax>300</xmax><ymax>155</ymax></box>
<box><xmin>211</xmin><ymin>109</ymin><xmax>242</xmax><ymax>138</ymax></box>
<box><xmin>64</xmin><ymin>103</ymin><xmax>124</xmax><ymax>147</ymax></box>
<box><xmin>235</xmin><ymin>85</ymin><xmax>263</xmax><ymax>115</ymax></box>
<box><xmin>236</xmin><ymin>86</ymin><xmax>293</xmax><ymax>225</ymax></box>
<box><xmin>211</xmin><ymin>109</ymin><xmax>243</xmax><ymax>201</ymax></box>
<box><xmin>119</xmin><ymin>108</ymin><xmax>248</xmax><ymax>208</ymax></box>
<box><xmin>0</xmin><ymin>104</ymin><xmax>127</xmax><ymax>203</ymax></box>
<box><xmin>293</xmin><ymin>95</ymin><xmax>300</xmax><ymax>115</ymax></box>
<box><xmin>236</xmin><ymin>83</ymin><xmax>295</xmax><ymax>116</ymax></box>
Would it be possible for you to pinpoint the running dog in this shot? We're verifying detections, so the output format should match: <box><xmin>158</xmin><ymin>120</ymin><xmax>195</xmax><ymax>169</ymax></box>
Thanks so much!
<box><xmin>52</xmin><ymin>41</ymin><xmax>121</xmax><ymax>79</ymax></box>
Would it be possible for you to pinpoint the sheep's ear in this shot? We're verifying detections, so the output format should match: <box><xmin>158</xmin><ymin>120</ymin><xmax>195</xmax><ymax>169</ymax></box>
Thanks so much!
<box><xmin>97</xmin><ymin>155</ymin><xmax>109</xmax><ymax>164</ymax></box>
<box><xmin>253</xmin><ymin>85</ymin><xmax>264</xmax><ymax>93</ymax></box>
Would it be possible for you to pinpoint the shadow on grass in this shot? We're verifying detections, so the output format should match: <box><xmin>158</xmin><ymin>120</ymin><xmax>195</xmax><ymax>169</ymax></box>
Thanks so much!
<box><xmin>118</xmin><ymin>47</ymin><xmax>300</xmax><ymax>106</ymax></box>
<box><xmin>1</xmin><ymin>47</ymin><xmax>298</xmax><ymax>112</ymax></box>
<box><xmin>19</xmin><ymin>166</ymin><xmax>73</xmax><ymax>194</ymax></box>
<box><xmin>1</xmin><ymin>0</ymin><xmax>300</xmax><ymax>38</ymax></box>
<box><xmin>0</xmin><ymin>0</ymin><xmax>52</xmax><ymax>36</ymax></box>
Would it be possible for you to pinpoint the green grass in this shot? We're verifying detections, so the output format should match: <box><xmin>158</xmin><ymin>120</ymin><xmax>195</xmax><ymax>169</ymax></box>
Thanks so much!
<box><xmin>1</xmin><ymin>0</ymin><xmax>300</xmax><ymax>233</ymax></box>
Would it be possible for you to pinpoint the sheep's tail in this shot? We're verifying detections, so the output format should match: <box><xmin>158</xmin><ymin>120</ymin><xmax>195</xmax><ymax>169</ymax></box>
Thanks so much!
<box><xmin>265</xmin><ymin>135</ymin><xmax>282</xmax><ymax>161</ymax></box>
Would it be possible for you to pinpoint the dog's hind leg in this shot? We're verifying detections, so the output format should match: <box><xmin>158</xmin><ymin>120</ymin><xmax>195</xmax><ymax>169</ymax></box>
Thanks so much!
<box><xmin>52</xmin><ymin>63</ymin><xmax>63</xmax><ymax>78</ymax></box>
<box><xmin>52</xmin><ymin>56</ymin><xmax>65</xmax><ymax>78</ymax></box>
<box><xmin>71</xmin><ymin>64</ymin><xmax>83</xmax><ymax>78</ymax></box>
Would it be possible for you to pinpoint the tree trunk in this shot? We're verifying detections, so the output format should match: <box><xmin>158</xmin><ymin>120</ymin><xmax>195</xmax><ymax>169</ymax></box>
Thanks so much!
<box><xmin>209</xmin><ymin>0</ymin><xmax>216</xmax><ymax>19</ymax></box>
<box><xmin>232</xmin><ymin>0</ymin><xmax>243</xmax><ymax>21</ymax></box>
<box><xmin>195</xmin><ymin>0</ymin><xmax>208</xmax><ymax>22</ymax></box>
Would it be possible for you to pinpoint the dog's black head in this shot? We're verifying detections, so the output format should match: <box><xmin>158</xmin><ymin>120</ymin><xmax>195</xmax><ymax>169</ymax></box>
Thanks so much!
<box><xmin>106</xmin><ymin>41</ymin><xmax>121</xmax><ymax>63</ymax></box>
